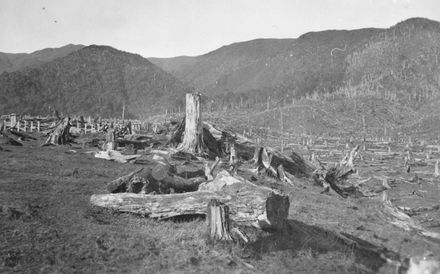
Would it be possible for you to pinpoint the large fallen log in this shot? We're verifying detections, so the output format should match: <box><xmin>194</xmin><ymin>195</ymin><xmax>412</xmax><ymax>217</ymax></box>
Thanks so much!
<box><xmin>202</xmin><ymin>121</ymin><xmax>315</xmax><ymax>179</ymax></box>
<box><xmin>91</xmin><ymin>170</ymin><xmax>289</xmax><ymax>230</ymax></box>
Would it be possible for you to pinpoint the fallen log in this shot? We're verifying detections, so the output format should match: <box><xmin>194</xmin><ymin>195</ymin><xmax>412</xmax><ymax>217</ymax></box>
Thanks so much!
<box><xmin>0</xmin><ymin>135</ymin><xmax>22</xmax><ymax>146</ymax></box>
<box><xmin>95</xmin><ymin>150</ymin><xmax>141</xmax><ymax>163</ymax></box>
<box><xmin>381</xmin><ymin>199</ymin><xmax>440</xmax><ymax>240</ymax></box>
<box><xmin>0</xmin><ymin>122</ymin><xmax>23</xmax><ymax>146</ymax></box>
<box><xmin>91</xmin><ymin>170</ymin><xmax>289</xmax><ymax>230</ymax></box>
<box><xmin>116</xmin><ymin>139</ymin><xmax>152</xmax><ymax>149</ymax></box>
<box><xmin>8</xmin><ymin>129</ymin><xmax>37</xmax><ymax>141</ymax></box>
<box><xmin>151</xmin><ymin>163</ymin><xmax>201</xmax><ymax>193</ymax></box>
<box><xmin>107</xmin><ymin>168</ymin><xmax>144</xmax><ymax>193</ymax></box>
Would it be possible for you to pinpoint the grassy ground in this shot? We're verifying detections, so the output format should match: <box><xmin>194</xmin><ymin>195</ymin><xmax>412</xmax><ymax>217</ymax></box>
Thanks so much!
<box><xmin>1</xmin><ymin>132</ymin><xmax>439</xmax><ymax>273</ymax></box>
<box><xmin>0</xmin><ymin>137</ymin><xmax>358</xmax><ymax>273</ymax></box>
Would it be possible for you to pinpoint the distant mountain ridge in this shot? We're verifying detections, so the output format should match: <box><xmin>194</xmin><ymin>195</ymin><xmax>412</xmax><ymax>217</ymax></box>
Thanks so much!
<box><xmin>149</xmin><ymin>17</ymin><xmax>440</xmax><ymax>103</ymax></box>
<box><xmin>0</xmin><ymin>45</ymin><xmax>192</xmax><ymax>117</ymax></box>
<box><xmin>0</xmin><ymin>17</ymin><xmax>439</xmax><ymax>118</ymax></box>
<box><xmin>0</xmin><ymin>44</ymin><xmax>85</xmax><ymax>74</ymax></box>
<box><xmin>148</xmin><ymin>28</ymin><xmax>381</xmax><ymax>96</ymax></box>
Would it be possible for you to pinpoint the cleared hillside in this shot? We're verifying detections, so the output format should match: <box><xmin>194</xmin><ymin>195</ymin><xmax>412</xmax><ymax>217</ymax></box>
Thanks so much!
<box><xmin>150</xmin><ymin>17</ymin><xmax>440</xmax><ymax>111</ymax></box>
<box><xmin>149</xmin><ymin>29</ymin><xmax>380</xmax><ymax>97</ymax></box>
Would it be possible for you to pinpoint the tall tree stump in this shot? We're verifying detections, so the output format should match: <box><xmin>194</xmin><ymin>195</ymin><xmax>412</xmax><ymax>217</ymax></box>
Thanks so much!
<box><xmin>177</xmin><ymin>93</ymin><xmax>203</xmax><ymax>154</ymax></box>
<box><xmin>207</xmin><ymin>199</ymin><xmax>233</xmax><ymax>241</ymax></box>
<box><xmin>105</xmin><ymin>129</ymin><xmax>116</xmax><ymax>151</ymax></box>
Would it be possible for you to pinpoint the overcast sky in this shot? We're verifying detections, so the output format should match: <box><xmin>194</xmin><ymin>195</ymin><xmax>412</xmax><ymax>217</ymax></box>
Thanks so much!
<box><xmin>1</xmin><ymin>0</ymin><xmax>439</xmax><ymax>58</ymax></box>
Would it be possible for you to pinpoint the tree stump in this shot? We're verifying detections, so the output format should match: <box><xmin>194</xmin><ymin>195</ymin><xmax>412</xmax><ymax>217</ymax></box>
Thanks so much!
<box><xmin>207</xmin><ymin>199</ymin><xmax>233</xmax><ymax>241</ymax></box>
<box><xmin>44</xmin><ymin>117</ymin><xmax>72</xmax><ymax>146</ymax></box>
<box><xmin>105</xmin><ymin>129</ymin><xmax>116</xmax><ymax>151</ymax></box>
<box><xmin>177</xmin><ymin>93</ymin><xmax>203</xmax><ymax>154</ymax></box>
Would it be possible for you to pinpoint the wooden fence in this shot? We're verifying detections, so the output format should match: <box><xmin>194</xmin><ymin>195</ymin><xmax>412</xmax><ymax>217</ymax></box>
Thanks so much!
<box><xmin>1</xmin><ymin>113</ymin><xmax>144</xmax><ymax>134</ymax></box>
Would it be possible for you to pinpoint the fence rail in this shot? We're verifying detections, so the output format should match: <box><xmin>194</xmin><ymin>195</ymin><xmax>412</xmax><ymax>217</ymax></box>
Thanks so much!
<box><xmin>1</xmin><ymin>113</ymin><xmax>144</xmax><ymax>134</ymax></box>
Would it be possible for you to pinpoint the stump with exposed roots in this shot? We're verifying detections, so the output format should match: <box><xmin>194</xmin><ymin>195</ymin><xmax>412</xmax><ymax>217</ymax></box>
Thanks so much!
<box><xmin>175</xmin><ymin>93</ymin><xmax>221</xmax><ymax>158</ymax></box>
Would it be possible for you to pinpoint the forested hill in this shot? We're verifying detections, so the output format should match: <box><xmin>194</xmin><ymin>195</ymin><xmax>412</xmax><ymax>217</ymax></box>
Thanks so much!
<box><xmin>0</xmin><ymin>44</ymin><xmax>84</xmax><ymax>74</ymax></box>
<box><xmin>0</xmin><ymin>45</ymin><xmax>192</xmax><ymax>118</ymax></box>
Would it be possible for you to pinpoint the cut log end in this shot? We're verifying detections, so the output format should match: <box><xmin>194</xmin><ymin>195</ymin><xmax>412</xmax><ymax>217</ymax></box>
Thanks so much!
<box><xmin>259</xmin><ymin>192</ymin><xmax>289</xmax><ymax>231</ymax></box>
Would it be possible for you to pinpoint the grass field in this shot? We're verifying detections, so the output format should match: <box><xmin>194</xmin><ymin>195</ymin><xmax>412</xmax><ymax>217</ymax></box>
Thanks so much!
<box><xmin>1</xmin><ymin>128</ymin><xmax>440</xmax><ymax>273</ymax></box>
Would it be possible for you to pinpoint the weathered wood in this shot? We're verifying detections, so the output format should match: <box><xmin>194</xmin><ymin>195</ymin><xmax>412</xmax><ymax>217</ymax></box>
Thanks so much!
<box><xmin>207</xmin><ymin>199</ymin><xmax>233</xmax><ymax>241</ymax></box>
<box><xmin>104</xmin><ymin>129</ymin><xmax>116</xmax><ymax>151</ymax></box>
<box><xmin>168</xmin><ymin>117</ymin><xmax>185</xmax><ymax>146</ymax></box>
<box><xmin>151</xmin><ymin>163</ymin><xmax>202</xmax><ymax>193</ymax></box>
<box><xmin>312</xmin><ymin>145</ymin><xmax>363</xmax><ymax>198</ymax></box>
<box><xmin>106</xmin><ymin>168</ymin><xmax>144</xmax><ymax>193</ymax></box>
<box><xmin>91</xmin><ymin>170</ymin><xmax>289</xmax><ymax>230</ymax></box>
<box><xmin>204</xmin><ymin>156</ymin><xmax>220</xmax><ymax>181</ymax></box>
<box><xmin>249</xmin><ymin>146</ymin><xmax>314</xmax><ymax>181</ymax></box>
<box><xmin>8</xmin><ymin>128</ymin><xmax>36</xmax><ymax>141</ymax></box>
<box><xmin>177</xmin><ymin>93</ymin><xmax>203</xmax><ymax>154</ymax></box>
<box><xmin>0</xmin><ymin>124</ymin><xmax>23</xmax><ymax>146</ymax></box>
<box><xmin>173</xmin><ymin>94</ymin><xmax>221</xmax><ymax>158</ymax></box>
<box><xmin>0</xmin><ymin>135</ymin><xmax>22</xmax><ymax>146</ymax></box>
<box><xmin>94</xmin><ymin>150</ymin><xmax>141</xmax><ymax>163</ymax></box>
<box><xmin>435</xmin><ymin>160</ymin><xmax>439</xmax><ymax>177</ymax></box>
<box><xmin>407</xmin><ymin>257</ymin><xmax>440</xmax><ymax>274</ymax></box>
<box><xmin>43</xmin><ymin>117</ymin><xmax>72</xmax><ymax>146</ymax></box>
<box><xmin>126</xmin><ymin>176</ymin><xmax>148</xmax><ymax>193</ymax></box>
<box><xmin>116</xmin><ymin>138</ymin><xmax>151</xmax><ymax>149</ymax></box>
<box><xmin>382</xmin><ymin>200</ymin><xmax>440</xmax><ymax>240</ymax></box>
<box><xmin>229</xmin><ymin>143</ymin><xmax>238</xmax><ymax>173</ymax></box>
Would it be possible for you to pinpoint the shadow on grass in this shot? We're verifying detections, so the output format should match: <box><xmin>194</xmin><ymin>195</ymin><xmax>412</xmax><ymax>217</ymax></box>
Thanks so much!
<box><xmin>248</xmin><ymin>219</ymin><xmax>402</xmax><ymax>273</ymax></box>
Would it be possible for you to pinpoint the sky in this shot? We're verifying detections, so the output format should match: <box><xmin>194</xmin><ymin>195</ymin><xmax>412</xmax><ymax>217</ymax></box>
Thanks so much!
<box><xmin>1</xmin><ymin>0</ymin><xmax>439</xmax><ymax>58</ymax></box>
